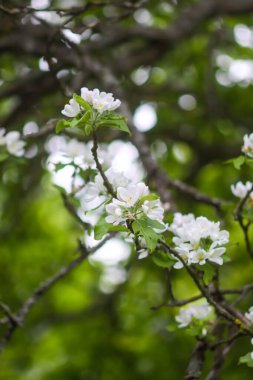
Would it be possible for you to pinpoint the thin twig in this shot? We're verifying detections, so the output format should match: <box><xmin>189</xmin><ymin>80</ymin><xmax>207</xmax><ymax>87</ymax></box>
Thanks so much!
<box><xmin>91</xmin><ymin>131</ymin><xmax>116</xmax><ymax>198</ymax></box>
<box><xmin>0</xmin><ymin>238</ymin><xmax>109</xmax><ymax>353</ymax></box>
<box><xmin>234</xmin><ymin>185</ymin><xmax>253</xmax><ymax>259</ymax></box>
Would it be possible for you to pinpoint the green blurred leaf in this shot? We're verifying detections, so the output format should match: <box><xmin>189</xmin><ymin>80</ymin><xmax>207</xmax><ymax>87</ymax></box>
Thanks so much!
<box><xmin>73</xmin><ymin>93</ymin><xmax>92</xmax><ymax>111</ymax></box>
<box><xmin>239</xmin><ymin>352</ymin><xmax>253</xmax><ymax>367</ymax></box>
<box><xmin>55</xmin><ymin>119</ymin><xmax>70</xmax><ymax>133</ymax></box>
<box><xmin>152</xmin><ymin>250</ymin><xmax>176</xmax><ymax>268</ymax></box>
<box><xmin>97</xmin><ymin>116</ymin><xmax>130</xmax><ymax>134</ymax></box>
<box><xmin>202</xmin><ymin>263</ymin><xmax>215</xmax><ymax>285</ymax></box>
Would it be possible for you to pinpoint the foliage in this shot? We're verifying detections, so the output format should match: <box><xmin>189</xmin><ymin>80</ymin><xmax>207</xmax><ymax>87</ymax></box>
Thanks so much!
<box><xmin>1</xmin><ymin>1</ymin><xmax>253</xmax><ymax>380</ymax></box>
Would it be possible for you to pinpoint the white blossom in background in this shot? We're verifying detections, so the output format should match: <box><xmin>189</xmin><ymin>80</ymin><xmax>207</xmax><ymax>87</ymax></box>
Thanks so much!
<box><xmin>61</xmin><ymin>139</ymin><xmax>85</xmax><ymax>160</ymax></box>
<box><xmin>169</xmin><ymin>213</ymin><xmax>229</xmax><ymax>268</ymax></box>
<box><xmin>137</xmin><ymin>237</ymin><xmax>149</xmax><ymax>259</ymax></box>
<box><xmin>245</xmin><ymin>306</ymin><xmax>253</xmax><ymax>324</ymax></box>
<box><xmin>231</xmin><ymin>181</ymin><xmax>253</xmax><ymax>199</ymax></box>
<box><xmin>81</xmin><ymin>87</ymin><xmax>121</xmax><ymax>113</ymax></box>
<box><xmin>61</xmin><ymin>98</ymin><xmax>80</xmax><ymax>117</ymax></box>
<box><xmin>0</xmin><ymin>130</ymin><xmax>26</xmax><ymax>157</ymax></box>
<box><xmin>53</xmin><ymin>139</ymin><xmax>107</xmax><ymax>169</ymax></box>
<box><xmin>176</xmin><ymin>303</ymin><xmax>212</xmax><ymax>328</ymax></box>
<box><xmin>242</xmin><ymin>133</ymin><xmax>253</xmax><ymax>158</ymax></box>
<box><xmin>82</xmin><ymin>168</ymin><xmax>130</xmax><ymax>204</ymax></box>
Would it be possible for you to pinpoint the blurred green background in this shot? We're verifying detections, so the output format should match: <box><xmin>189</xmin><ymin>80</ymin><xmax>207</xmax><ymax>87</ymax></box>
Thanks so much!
<box><xmin>0</xmin><ymin>0</ymin><xmax>253</xmax><ymax>379</ymax></box>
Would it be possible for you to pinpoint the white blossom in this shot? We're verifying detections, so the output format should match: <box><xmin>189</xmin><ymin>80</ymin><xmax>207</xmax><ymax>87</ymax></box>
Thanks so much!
<box><xmin>83</xmin><ymin>169</ymin><xmax>129</xmax><ymax>203</ymax></box>
<box><xmin>81</xmin><ymin>87</ymin><xmax>95</xmax><ymax>103</ymax></box>
<box><xmin>231</xmin><ymin>181</ymin><xmax>253</xmax><ymax>199</ymax></box>
<box><xmin>5</xmin><ymin>131</ymin><xmax>25</xmax><ymax>157</ymax></box>
<box><xmin>142</xmin><ymin>199</ymin><xmax>164</xmax><ymax>222</ymax></box>
<box><xmin>62</xmin><ymin>139</ymin><xmax>85</xmax><ymax>159</ymax></box>
<box><xmin>81</xmin><ymin>87</ymin><xmax>121</xmax><ymax>114</ymax></box>
<box><xmin>138</xmin><ymin>249</ymin><xmax>149</xmax><ymax>259</ymax></box>
<box><xmin>242</xmin><ymin>133</ymin><xmax>253</xmax><ymax>158</ymax></box>
<box><xmin>105</xmin><ymin>203</ymin><xmax>124</xmax><ymax>225</ymax></box>
<box><xmin>105</xmin><ymin>182</ymin><xmax>149</xmax><ymax>225</ymax></box>
<box><xmin>61</xmin><ymin>98</ymin><xmax>80</xmax><ymax>117</ymax></box>
<box><xmin>137</xmin><ymin>237</ymin><xmax>149</xmax><ymax>259</ymax></box>
<box><xmin>169</xmin><ymin>213</ymin><xmax>229</xmax><ymax>268</ymax></box>
<box><xmin>116</xmin><ymin>182</ymin><xmax>149</xmax><ymax>208</ymax></box>
<box><xmin>175</xmin><ymin>303</ymin><xmax>212</xmax><ymax>328</ymax></box>
<box><xmin>245</xmin><ymin>306</ymin><xmax>253</xmax><ymax>324</ymax></box>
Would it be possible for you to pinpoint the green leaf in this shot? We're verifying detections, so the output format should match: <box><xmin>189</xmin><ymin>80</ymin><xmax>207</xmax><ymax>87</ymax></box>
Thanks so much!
<box><xmin>144</xmin><ymin>216</ymin><xmax>165</xmax><ymax>230</ymax></box>
<box><xmin>139</xmin><ymin>193</ymin><xmax>159</xmax><ymax>203</ymax></box>
<box><xmin>77</xmin><ymin>111</ymin><xmax>92</xmax><ymax>128</ymax></box>
<box><xmin>152</xmin><ymin>250</ymin><xmax>176</xmax><ymax>268</ymax></box>
<box><xmin>69</xmin><ymin>118</ymin><xmax>81</xmax><ymax>128</ymax></box>
<box><xmin>54</xmin><ymin>163</ymin><xmax>67</xmax><ymax>172</ymax></box>
<box><xmin>97</xmin><ymin>117</ymin><xmax>130</xmax><ymax>134</ymax></box>
<box><xmin>94</xmin><ymin>219</ymin><xmax>110</xmax><ymax>240</ymax></box>
<box><xmin>242</xmin><ymin>208</ymin><xmax>253</xmax><ymax>223</ymax></box>
<box><xmin>84</xmin><ymin>123</ymin><xmax>93</xmax><ymax>136</ymax></box>
<box><xmin>56</xmin><ymin>119</ymin><xmax>70</xmax><ymax>133</ymax></box>
<box><xmin>132</xmin><ymin>219</ymin><xmax>160</xmax><ymax>251</ymax></box>
<box><xmin>79</xmin><ymin>168</ymin><xmax>97</xmax><ymax>182</ymax></box>
<box><xmin>226</xmin><ymin>155</ymin><xmax>246</xmax><ymax>170</ymax></box>
<box><xmin>94</xmin><ymin>218</ymin><xmax>128</xmax><ymax>240</ymax></box>
<box><xmin>202</xmin><ymin>263</ymin><xmax>215</xmax><ymax>285</ymax></box>
<box><xmin>222</xmin><ymin>254</ymin><xmax>231</xmax><ymax>263</ymax></box>
<box><xmin>234</xmin><ymin>156</ymin><xmax>245</xmax><ymax>170</ymax></box>
<box><xmin>239</xmin><ymin>353</ymin><xmax>253</xmax><ymax>367</ymax></box>
<box><xmin>73</xmin><ymin>94</ymin><xmax>92</xmax><ymax>111</ymax></box>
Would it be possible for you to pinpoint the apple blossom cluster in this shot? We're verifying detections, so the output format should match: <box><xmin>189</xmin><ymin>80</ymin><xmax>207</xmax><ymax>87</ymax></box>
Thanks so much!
<box><xmin>62</xmin><ymin>87</ymin><xmax>121</xmax><ymax>117</ymax></box>
<box><xmin>175</xmin><ymin>303</ymin><xmax>212</xmax><ymax>328</ymax></box>
<box><xmin>242</xmin><ymin>133</ymin><xmax>253</xmax><ymax>158</ymax></box>
<box><xmin>231</xmin><ymin>181</ymin><xmax>253</xmax><ymax>200</ymax></box>
<box><xmin>105</xmin><ymin>182</ymin><xmax>165</xmax><ymax>226</ymax></box>
<box><xmin>169</xmin><ymin>213</ymin><xmax>229</xmax><ymax>269</ymax></box>
<box><xmin>0</xmin><ymin>128</ymin><xmax>25</xmax><ymax>157</ymax></box>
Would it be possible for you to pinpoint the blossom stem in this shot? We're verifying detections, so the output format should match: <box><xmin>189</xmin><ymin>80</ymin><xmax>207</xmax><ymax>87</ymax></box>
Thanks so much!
<box><xmin>91</xmin><ymin>131</ymin><xmax>116</xmax><ymax>198</ymax></box>
<box><xmin>234</xmin><ymin>184</ymin><xmax>253</xmax><ymax>259</ymax></box>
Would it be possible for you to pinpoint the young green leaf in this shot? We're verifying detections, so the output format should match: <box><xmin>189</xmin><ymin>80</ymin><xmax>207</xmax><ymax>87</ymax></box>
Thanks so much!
<box><xmin>139</xmin><ymin>193</ymin><xmax>159</xmax><ymax>203</ymax></box>
<box><xmin>225</xmin><ymin>156</ymin><xmax>245</xmax><ymax>170</ymax></box>
<box><xmin>73</xmin><ymin>94</ymin><xmax>92</xmax><ymax>112</ymax></box>
<box><xmin>56</xmin><ymin>119</ymin><xmax>70</xmax><ymax>133</ymax></box>
<box><xmin>132</xmin><ymin>219</ymin><xmax>159</xmax><ymax>251</ymax></box>
<box><xmin>94</xmin><ymin>219</ymin><xmax>111</xmax><ymax>240</ymax></box>
<box><xmin>97</xmin><ymin>117</ymin><xmax>130</xmax><ymax>134</ymax></box>
<box><xmin>202</xmin><ymin>263</ymin><xmax>215</xmax><ymax>285</ymax></box>
<box><xmin>77</xmin><ymin>110</ymin><xmax>92</xmax><ymax>128</ymax></box>
<box><xmin>144</xmin><ymin>216</ymin><xmax>165</xmax><ymax>230</ymax></box>
<box><xmin>239</xmin><ymin>353</ymin><xmax>253</xmax><ymax>368</ymax></box>
<box><xmin>94</xmin><ymin>218</ymin><xmax>128</xmax><ymax>240</ymax></box>
<box><xmin>152</xmin><ymin>250</ymin><xmax>177</xmax><ymax>268</ymax></box>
